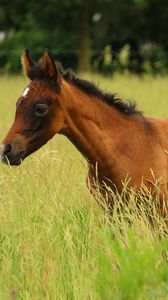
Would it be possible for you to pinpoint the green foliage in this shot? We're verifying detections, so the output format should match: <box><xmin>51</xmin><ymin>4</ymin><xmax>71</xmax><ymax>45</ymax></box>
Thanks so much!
<box><xmin>0</xmin><ymin>0</ymin><xmax>79</xmax><ymax>72</ymax></box>
<box><xmin>0</xmin><ymin>0</ymin><xmax>168</xmax><ymax>73</ymax></box>
<box><xmin>134</xmin><ymin>0</ymin><xmax>150</xmax><ymax>9</ymax></box>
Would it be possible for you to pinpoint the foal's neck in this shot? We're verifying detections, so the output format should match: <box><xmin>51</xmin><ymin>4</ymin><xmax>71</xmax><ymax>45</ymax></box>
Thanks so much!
<box><xmin>60</xmin><ymin>80</ymin><xmax>130</xmax><ymax>168</ymax></box>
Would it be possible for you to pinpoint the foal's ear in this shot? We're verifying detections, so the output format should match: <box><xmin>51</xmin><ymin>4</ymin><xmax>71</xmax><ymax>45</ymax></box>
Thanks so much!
<box><xmin>21</xmin><ymin>49</ymin><xmax>37</xmax><ymax>80</ymax></box>
<box><xmin>39</xmin><ymin>49</ymin><xmax>61</xmax><ymax>85</ymax></box>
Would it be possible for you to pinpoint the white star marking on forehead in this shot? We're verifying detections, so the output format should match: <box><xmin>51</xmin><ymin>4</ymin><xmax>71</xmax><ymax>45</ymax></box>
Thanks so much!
<box><xmin>22</xmin><ymin>86</ymin><xmax>30</xmax><ymax>97</ymax></box>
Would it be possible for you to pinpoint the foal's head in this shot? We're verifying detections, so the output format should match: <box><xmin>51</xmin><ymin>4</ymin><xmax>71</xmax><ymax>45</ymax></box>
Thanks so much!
<box><xmin>0</xmin><ymin>49</ymin><xmax>66</xmax><ymax>165</ymax></box>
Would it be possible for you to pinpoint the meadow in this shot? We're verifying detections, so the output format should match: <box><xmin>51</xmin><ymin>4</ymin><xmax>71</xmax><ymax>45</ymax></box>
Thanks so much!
<box><xmin>0</xmin><ymin>74</ymin><xmax>168</xmax><ymax>300</ymax></box>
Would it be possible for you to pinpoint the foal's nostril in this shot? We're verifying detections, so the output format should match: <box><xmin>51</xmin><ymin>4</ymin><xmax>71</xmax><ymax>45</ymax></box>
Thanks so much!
<box><xmin>4</xmin><ymin>144</ymin><xmax>12</xmax><ymax>157</ymax></box>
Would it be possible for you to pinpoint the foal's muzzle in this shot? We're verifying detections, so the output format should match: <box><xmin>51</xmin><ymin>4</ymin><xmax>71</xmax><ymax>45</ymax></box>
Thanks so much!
<box><xmin>0</xmin><ymin>143</ymin><xmax>24</xmax><ymax>165</ymax></box>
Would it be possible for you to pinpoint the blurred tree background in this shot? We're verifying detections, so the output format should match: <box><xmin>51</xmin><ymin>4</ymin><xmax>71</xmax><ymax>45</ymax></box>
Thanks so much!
<box><xmin>0</xmin><ymin>0</ymin><xmax>168</xmax><ymax>74</ymax></box>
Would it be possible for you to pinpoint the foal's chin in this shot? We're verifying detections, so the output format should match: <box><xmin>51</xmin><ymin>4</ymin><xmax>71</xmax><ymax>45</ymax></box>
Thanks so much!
<box><xmin>2</xmin><ymin>157</ymin><xmax>22</xmax><ymax>166</ymax></box>
<box><xmin>1</xmin><ymin>153</ymin><xmax>24</xmax><ymax>166</ymax></box>
<box><xmin>4</xmin><ymin>146</ymin><xmax>44</xmax><ymax>166</ymax></box>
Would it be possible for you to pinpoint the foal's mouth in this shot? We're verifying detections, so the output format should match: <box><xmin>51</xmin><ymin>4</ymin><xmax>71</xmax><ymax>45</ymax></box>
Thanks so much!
<box><xmin>1</xmin><ymin>151</ymin><xmax>25</xmax><ymax>166</ymax></box>
<box><xmin>0</xmin><ymin>141</ymin><xmax>28</xmax><ymax>166</ymax></box>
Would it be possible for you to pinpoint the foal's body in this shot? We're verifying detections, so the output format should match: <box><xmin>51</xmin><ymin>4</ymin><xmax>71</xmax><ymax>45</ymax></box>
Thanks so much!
<box><xmin>0</xmin><ymin>49</ymin><xmax>168</xmax><ymax>211</ymax></box>
<box><xmin>60</xmin><ymin>80</ymin><xmax>168</xmax><ymax>198</ymax></box>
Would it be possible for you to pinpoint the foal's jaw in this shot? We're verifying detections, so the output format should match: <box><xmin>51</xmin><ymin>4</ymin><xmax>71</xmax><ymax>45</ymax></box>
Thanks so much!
<box><xmin>0</xmin><ymin>123</ymin><xmax>59</xmax><ymax>166</ymax></box>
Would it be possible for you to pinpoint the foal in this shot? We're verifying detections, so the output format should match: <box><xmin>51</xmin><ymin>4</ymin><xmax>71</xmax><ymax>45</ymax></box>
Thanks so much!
<box><xmin>0</xmin><ymin>49</ymin><xmax>168</xmax><ymax>211</ymax></box>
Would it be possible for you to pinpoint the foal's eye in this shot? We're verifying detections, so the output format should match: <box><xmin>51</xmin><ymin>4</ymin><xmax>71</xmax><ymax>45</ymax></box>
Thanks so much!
<box><xmin>34</xmin><ymin>104</ymin><xmax>48</xmax><ymax>116</ymax></box>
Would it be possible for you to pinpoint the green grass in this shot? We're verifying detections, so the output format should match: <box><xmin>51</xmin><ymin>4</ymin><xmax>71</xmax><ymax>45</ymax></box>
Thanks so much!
<box><xmin>0</xmin><ymin>74</ymin><xmax>168</xmax><ymax>300</ymax></box>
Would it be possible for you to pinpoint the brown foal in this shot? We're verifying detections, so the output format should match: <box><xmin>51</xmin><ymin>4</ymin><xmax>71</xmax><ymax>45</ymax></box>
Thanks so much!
<box><xmin>0</xmin><ymin>49</ymin><xmax>168</xmax><ymax>212</ymax></box>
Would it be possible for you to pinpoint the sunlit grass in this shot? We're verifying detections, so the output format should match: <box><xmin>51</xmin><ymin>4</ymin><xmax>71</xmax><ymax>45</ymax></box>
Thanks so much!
<box><xmin>0</xmin><ymin>74</ymin><xmax>168</xmax><ymax>299</ymax></box>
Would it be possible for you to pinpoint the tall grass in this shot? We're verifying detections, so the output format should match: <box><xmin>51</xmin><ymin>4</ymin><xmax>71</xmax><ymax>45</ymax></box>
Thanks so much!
<box><xmin>0</xmin><ymin>74</ymin><xmax>168</xmax><ymax>299</ymax></box>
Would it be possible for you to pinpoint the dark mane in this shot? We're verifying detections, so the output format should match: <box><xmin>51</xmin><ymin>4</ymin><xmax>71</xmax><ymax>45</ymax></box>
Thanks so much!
<box><xmin>62</xmin><ymin>69</ymin><xmax>141</xmax><ymax>115</ymax></box>
<box><xmin>30</xmin><ymin>61</ymin><xmax>141</xmax><ymax>115</ymax></box>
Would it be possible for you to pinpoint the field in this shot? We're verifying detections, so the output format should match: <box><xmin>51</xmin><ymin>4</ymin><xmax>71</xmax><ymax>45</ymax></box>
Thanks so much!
<box><xmin>0</xmin><ymin>74</ymin><xmax>168</xmax><ymax>300</ymax></box>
